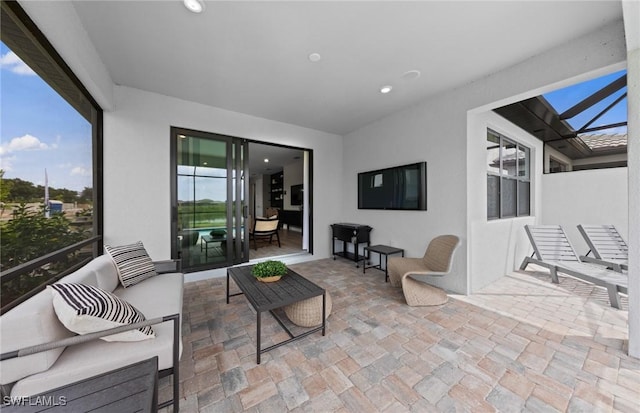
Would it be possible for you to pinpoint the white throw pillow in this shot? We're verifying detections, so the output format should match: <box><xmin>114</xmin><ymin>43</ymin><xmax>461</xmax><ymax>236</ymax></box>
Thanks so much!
<box><xmin>48</xmin><ymin>283</ymin><xmax>155</xmax><ymax>342</ymax></box>
<box><xmin>104</xmin><ymin>241</ymin><xmax>157</xmax><ymax>288</ymax></box>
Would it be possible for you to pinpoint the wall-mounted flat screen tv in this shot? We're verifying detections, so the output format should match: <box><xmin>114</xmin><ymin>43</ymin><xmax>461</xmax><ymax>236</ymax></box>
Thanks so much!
<box><xmin>358</xmin><ymin>162</ymin><xmax>427</xmax><ymax>210</ymax></box>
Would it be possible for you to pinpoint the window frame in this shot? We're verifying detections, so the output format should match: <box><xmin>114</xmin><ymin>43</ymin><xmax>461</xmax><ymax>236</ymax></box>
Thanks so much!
<box><xmin>0</xmin><ymin>1</ymin><xmax>103</xmax><ymax>313</ymax></box>
<box><xmin>487</xmin><ymin>129</ymin><xmax>531</xmax><ymax>220</ymax></box>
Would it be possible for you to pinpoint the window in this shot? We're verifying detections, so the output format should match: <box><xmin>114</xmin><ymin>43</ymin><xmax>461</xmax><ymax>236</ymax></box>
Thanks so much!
<box><xmin>487</xmin><ymin>129</ymin><xmax>530</xmax><ymax>220</ymax></box>
<box><xmin>549</xmin><ymin>157</ymin><xmax>569</xmax><ymax>173</ymax></box>
<box><xmin>0</xmin><ymin>2</ymin><xmax>102</xmax><ymax>312</ymax></box>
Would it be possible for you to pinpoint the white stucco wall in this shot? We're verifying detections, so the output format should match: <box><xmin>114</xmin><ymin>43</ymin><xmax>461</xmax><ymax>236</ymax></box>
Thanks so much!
<box><xmin>622</xmin><ymin>0</ymin><xmax>640</xmax><ymax>358</ymax></box>
<box><xmin>541</xmin><ymin>168</ymin><xmax>628</xmax><ymax>255</ymax></box>
<box><xmin>342</xmin><ymin>95</ymin><xmax>469</xmax><ymax>294</ymax></box>
<box><xmin>627</xmin><ymin>47</ymin><xmax>639</xmax><ymax>358</ymax></box>
<box><xmin>283</xmin><ymin>159</ymin><xmax>304</xmax><ymax>210</ymax></box>
<box><xmin>342</xmin><ymin>20</ymin><xmax>626</xmax><ymax>295</ymax></box>
<box><xmin>104</xmin><ymin>86</ymin><xmax>343</xmax><ymax>260</ymax></box>
<box><xmin>253</xmin><ymin>176</ymin><xmax>264</xmax><ymax>218</ymax></box>
<box><xmin>467</xmin><ymin>112</ymin><xmax>543</xmax><ymax>292</ymax></box>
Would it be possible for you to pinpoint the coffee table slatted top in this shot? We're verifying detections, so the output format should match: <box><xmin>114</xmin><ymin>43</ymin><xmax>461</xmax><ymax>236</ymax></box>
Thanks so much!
<box><xmin>229</xmin><ymin>266</ymin><xmax>325</xmax><ymax>311</ymax></box>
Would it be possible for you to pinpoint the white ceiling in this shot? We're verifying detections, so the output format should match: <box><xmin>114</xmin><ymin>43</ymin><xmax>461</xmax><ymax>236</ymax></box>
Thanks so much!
<box><xmin>71</xmin><ymin>1</ymin><xmax>622</xmax><ymax>136</ymax></box>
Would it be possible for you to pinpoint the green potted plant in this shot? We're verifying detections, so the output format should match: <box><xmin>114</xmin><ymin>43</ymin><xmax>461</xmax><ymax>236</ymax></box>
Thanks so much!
<box><xmin>251</xmin><ymin>260</ymin><xmax>287</xmax><ymax>283</ymax></box>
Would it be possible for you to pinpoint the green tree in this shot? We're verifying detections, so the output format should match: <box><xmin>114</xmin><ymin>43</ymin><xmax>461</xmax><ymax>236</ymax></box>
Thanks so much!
<box><xmin>78</xmin><ymin>187</ymin><xmax>93</xmax><ymax>204</ymax></box>
<box><xmin>0</xmin><ymin>170</ymin><xmax>13</xmax><ymax>214</ymax></box>
<box><xmin>8</xmin><ymin>178</ymin><xmax>39</xmax><ymax>202</ymax></box>
<box><xmin>0</xmin><ymin>204</ymin><xmax>87</xmax><ymax>270</ymax></box>
<box><xmin>49</xmin><ymin>187</ymin><xmax>79</xmax><ymax>203</ymax></box>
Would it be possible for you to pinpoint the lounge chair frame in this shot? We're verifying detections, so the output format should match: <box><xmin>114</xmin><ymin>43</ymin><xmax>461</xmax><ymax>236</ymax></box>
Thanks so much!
<box><xmin>520</xmin><ymin>225</ymin><xmax>627</xmax><ymax>309</ymax></box>
<box><xmin>577</xmin><ymin>224</ymin><xmax>628</xmax><ymax>272</ymax></box>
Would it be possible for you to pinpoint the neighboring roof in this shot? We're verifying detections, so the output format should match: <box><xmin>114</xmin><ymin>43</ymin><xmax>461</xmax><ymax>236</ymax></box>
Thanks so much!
<box><xmin>579</xmin><ymin>133</ymin><xmax>627</xmax><ymax>151</ymax></box>
<box><xmin>493</xmin><ymin>72</ymin><xmax>627</xmax><ymax>161</ymax></box>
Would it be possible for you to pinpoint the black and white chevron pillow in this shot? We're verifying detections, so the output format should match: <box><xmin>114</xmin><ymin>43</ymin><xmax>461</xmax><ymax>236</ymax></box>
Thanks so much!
<box><xmin>104</xmin><ymin>241</ymin><xmax>157</xmax><ymax>288</ymax></box>
<box><xmin>49</xmin><ymin>283</ymin><xmax>155</xmax><ymax>342</ymax></box>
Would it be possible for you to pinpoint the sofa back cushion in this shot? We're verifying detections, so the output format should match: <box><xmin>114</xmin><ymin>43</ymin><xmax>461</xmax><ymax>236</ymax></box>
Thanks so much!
<box><xmin>81</xmin><ymin>254</ymin><xmax>119</xmax><ymax>292</ymax></box>
<box><xmin>104</xmin><ymin>242</ymin><xmax>157</xmax><ymax>288</ymax></box>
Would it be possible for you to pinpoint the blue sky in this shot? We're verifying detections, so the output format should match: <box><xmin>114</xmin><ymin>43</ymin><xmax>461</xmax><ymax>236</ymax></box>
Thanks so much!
<box><xmin>543</xmin><ymin>69</ymin><xmax>627</xmax><ymax>134</ymax></box>
<box><xmin>1</xmin><ymin>41</ymin><xmax>92</xmax><ymax>192</ymax></box>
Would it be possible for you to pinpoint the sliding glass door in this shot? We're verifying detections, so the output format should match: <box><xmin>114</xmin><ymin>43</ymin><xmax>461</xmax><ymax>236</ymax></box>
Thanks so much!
<box><xmin>171</xmin><ymin>128</ymin><xmax>249</xmax><ymax>271</ymax></box>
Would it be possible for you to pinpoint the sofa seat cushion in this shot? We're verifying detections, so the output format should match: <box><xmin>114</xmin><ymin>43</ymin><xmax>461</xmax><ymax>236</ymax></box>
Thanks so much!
<box><xmin>113</xmin><ymin>272</ymin><xmax>183</xmax><ymax>321</ymax></box>
<box><xmin>10</xmin><ymin>272</ymin><xmax>184</xmax><ymax>398</ymax></box>
<box><xmin>49</xmin><ymin>283</ymin><xmax>155</xmax><ymax>342</ymax></box>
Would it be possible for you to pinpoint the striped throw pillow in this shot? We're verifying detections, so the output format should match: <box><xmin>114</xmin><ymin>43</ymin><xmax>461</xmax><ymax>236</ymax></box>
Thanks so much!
<box><xmin>49</xmin><ymin>283</ymin><xmax>155</xmax><ymax>342</ymax></box>
<box><xmin>104</xmin><ymin>241</ymin><xmax>157</xmax><ymax>288</ymax></box>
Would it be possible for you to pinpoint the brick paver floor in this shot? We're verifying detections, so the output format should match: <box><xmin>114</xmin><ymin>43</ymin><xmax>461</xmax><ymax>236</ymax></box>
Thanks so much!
<box><xmin>159</xmin><ymin>259</ymin><xmax>639</xmax><ymax>412</ymax></box>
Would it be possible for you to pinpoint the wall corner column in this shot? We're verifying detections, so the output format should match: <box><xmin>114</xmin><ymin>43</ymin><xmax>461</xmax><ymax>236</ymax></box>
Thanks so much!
<box><xmin>623</xmin><ymin>1</ymin><xmax>640</xmax><ymax>359</ymax></box>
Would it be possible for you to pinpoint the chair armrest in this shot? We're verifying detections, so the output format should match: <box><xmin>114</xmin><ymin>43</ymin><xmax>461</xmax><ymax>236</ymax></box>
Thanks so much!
<box><xmin>1</xmin><ymin>313</ymin><xmax>180</xmax><ymax>361</ymax></box>
<box><xmin>579</xmin><ymin>255</ymin><xmax>626</xmax><ymax>272</ymax></box>
<box><xmin>153</xmin><ymin>259</ymin><xmax>182</xmax><ymax>274</ymax></box>
<box><xmin>403</xmin><ymin>270</ymin><xmax>449</xmax><ymax>278</ymax></box>
<box><xmin>1</xmin><ymin>313</ymin><xmax>182</xmax><ymax>410</ymax></box>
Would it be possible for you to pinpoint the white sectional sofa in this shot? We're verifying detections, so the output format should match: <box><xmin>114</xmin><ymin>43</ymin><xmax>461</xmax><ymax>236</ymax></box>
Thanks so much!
<box><xmin>0</xmin><ymin>253</ymin><xmax>184</xmax><ymax>411</ymax></box>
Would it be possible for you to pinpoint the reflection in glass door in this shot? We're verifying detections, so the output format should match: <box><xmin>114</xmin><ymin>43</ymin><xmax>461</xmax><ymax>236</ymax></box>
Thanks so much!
<box><xmin>171</xmin><ymin>128</ymin><xmax>248</xmax><ymax>271</ymax></box>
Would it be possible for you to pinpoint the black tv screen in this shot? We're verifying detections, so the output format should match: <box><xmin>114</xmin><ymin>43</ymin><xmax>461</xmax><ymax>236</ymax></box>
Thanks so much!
<box><xmin>358</xmin><ymin>162</ymin><xmax>427</xmax><ymax>210</ymax></box>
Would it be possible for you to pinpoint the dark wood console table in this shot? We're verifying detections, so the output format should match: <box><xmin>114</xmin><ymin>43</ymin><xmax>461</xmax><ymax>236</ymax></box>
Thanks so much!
<box><xmin>279</xmin><ymin>209</ymin><xmax>303</xmax><ymax>229</ymax></box>
<box><xmin>331</xmin><ymin>223</ymin><xmax>372</xmax><ymax>267</ymax></box>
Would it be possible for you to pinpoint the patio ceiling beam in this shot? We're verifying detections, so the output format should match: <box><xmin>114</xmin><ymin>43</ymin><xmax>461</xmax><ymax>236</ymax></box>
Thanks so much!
<box><xmin>579</xmin><ymin>121</ymin><xmax>628</xmax><ymax>134</ymax></box>
<box><xmin>577</xmin><ymin>92</ymin><xmax>627</xmax><ymax>133</ymax></box>
<box><xmin>559</xmin><ymin>74</ymin><xmax>627</xmax><ymax>120</ymax></box>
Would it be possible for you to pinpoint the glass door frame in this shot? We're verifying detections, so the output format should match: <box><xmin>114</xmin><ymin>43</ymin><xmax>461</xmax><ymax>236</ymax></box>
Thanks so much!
<box><xmin>170</xmin><ymin>127</ymin><xmax>249</xmax><ymax>272</ymax></box>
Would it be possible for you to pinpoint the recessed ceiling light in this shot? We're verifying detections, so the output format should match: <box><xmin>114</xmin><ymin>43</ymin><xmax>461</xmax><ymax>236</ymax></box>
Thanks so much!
<box><xmin>203</xmin><ymin>161</ymin><xmax>208</xmax><ymax>165</ymax></box>
<box><xmin>380</xmin><ymin>85</ymin><xmax>393</xmax><ymax>94</ymax></box>
<box><xmin>402</xmin><ymin>70</ymin><xmax>421</xmax><ymax>80</ymax></box>
<box><xmin>264</xmin><ymin>158</ymin><xmax>269</xmax><ymax>163</ymax></box>
<box><xmin>178</xmin><ymin>134</ymin><xmax>186</xmax><ymax>139</ymax></box>
<box><xmin>308</xmin><ymin>53</ymin><xmax>321</xmax><ymax>62</ymax></box>
<box><xmin>183</xmin><ymin>0</ymin><xmax>205</xmax><ymax>13</ymax></box>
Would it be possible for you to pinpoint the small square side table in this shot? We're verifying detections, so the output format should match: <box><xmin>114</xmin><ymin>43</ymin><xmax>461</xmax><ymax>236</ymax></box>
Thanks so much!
<box><xmin>363</xmin><ymin>244</ymin><xmax>404</xmax><ymax>282</ymax></box>
<box><xmin>201</xmin><ymin>234</ymin><xmax>225</xmax><ymax>256</ymax></box>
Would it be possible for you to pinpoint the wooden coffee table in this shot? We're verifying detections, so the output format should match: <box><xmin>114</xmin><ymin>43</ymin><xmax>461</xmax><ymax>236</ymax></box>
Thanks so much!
<box><xmin>226</xmin><ymin>265</ymin><xmax>326</xmax><ymax>364</ymax></box>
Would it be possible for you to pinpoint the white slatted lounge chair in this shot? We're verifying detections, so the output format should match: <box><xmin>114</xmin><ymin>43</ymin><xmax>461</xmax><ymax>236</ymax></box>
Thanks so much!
<box><xmin>577</xmin><ymin>224</ymin><xmax>628</xmax><ymax>272</ymax></box>
<box><xmin>519</xmin><ymin>224</ymin><xmax>628</xmax><ymax>309</ymax></box>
